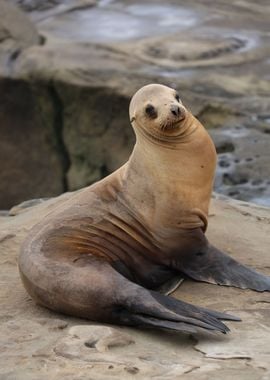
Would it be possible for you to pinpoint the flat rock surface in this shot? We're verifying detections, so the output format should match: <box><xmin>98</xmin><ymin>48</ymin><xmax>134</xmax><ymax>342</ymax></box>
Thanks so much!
<box><xmin>1</xmin><ymin>194</ymin><xmax>270</xmax><ymax>379</ymax></box>
<box><xmin>1</xmin><ymin>0</ymin><xmax>270</xmax><ymax>207</ymax></box>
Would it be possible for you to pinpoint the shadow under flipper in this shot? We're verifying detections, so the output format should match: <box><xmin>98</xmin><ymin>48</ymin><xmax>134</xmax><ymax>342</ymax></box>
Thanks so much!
<box><xmin>179</xmin><ymin>244</ymin><xmax>270</xmax><ymax>292</ymax></box>
<box><xmin>156</xmin><ymin>274</ymin><xmax>185</xmax><ymax>295</ymax></box>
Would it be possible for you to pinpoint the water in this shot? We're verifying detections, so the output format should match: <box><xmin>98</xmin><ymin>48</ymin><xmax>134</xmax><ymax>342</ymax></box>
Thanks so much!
<box><xmin>251</xmin><ymin>196</ymin><xmax>270</xmax><ymax>207</ymax></box>
<box><xmin>39</xmin><ymin>2</ymin><xmax>197</xmax><ymax>43</ymax></box>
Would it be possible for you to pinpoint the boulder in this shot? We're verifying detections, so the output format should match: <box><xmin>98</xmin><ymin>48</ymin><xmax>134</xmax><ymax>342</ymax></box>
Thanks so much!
<box><xmin>0</xmin><ymin>1</ymin><xmax>64</xmax><ymax>209</ymax></box>
<box><xmin>0</xmin><ymin>0</ymin><xmax>39</xmax><ymax>71</ymax></box>
<box><xmin>0</xmin><ymin>78</ymin><xmax>64</xmax><ymax>209</ymax></box>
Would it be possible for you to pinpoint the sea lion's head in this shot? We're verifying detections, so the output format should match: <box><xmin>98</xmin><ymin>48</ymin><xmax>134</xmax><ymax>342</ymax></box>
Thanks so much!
<box><xmin>129</xmin><ymin>84</ymin><xmax>188</xmax><ymax>141</ymax></box>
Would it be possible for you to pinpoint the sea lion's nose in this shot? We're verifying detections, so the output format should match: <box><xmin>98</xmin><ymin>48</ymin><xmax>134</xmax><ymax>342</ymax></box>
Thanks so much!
<box><xmin>170</xmin><ymin>104</ymin><xmax>181</xmax><ymax>117</ymax></box>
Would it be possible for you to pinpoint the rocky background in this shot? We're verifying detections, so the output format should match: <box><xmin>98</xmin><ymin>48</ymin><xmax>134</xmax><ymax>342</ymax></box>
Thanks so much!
<box><xmin>0</xmin><ymin>0</ymin><xmax>270</xmax><ymax>209</ymax></box>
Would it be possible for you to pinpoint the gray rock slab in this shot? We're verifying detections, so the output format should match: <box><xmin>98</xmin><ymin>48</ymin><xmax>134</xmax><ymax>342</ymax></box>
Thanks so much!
<box><xmin>0</xmin><ymin>79</ymin><xmax>64</xmax><ymax>209</ymax></box>
<box><xmin>211</xmin><ymin>126</ymin><xmax>270</xmax><ymax>205</ymax></box>
<box><xmin>0</xmin><ymin>0</ymin><xmax>39</xmax><ymax>65</ymax></box>
<box><xmin>0</xmin><ymin>194</ymin><xmax>270</xmax><ymax>379</ymax></box>
<box><xmin>1</xmin><ymin>0</ymin><xmax>270</xmax><ymax>208</ymax></box>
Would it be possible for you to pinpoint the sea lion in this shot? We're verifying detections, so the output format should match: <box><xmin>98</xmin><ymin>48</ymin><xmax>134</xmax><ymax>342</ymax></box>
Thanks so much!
<box><xmin>18</xmin><ymin>84</ymin><xmax>270</xmax><ymax>334</ymax></box>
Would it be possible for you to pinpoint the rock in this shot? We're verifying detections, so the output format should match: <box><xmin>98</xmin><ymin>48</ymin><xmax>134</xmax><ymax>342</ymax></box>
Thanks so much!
<box><xmin>10</xmin><ymin>0</ymin><xmax>62</xmax><ymax>12</ymax></box>
<box><xmin>0</xmin><ymin>193</ymin><xmax>270</xmax><ymax>379</ymax></box>
<box><xmin>0</xmin><ymin>1</ymin><xmax>39</xmax><ymax>46</ymax></box>
<box><xmin>0</xmin><ymin>2</ymin><xmax>66</xmax><ymax>209</ymax></box>
<box><xmin>195</xmin><ymin>104</ymin><xmax>243</xmax><ymax>130</ymax></box>
<box><xmin>0</xmin><ymin>0</ymin><xmax>39</xmax><ymax>71</ymax></box>
<box><xmin>58</xmin><ymin>83</ymin><xmax>135</xmax><ymax>190</ymax></box>
<box><xmin>0</xmin><ymin>79</ymin><xmax>65</xmax><ymax>209</ymax></box>
<box><xmin>55</xmin><ymin>325</ymin><xmax>135</xmax><ymax>358</ymax></box>
<box><xmin>211</xmin><ymin>127</ymin><xmax>270</xmax><ymax>205</ymax></box>
<box><xmin>196</xmin><ymin>310</ymin><xmax>270</xmax><ymax>362</ymax></box>
<box><xmin>9</xmin><ymin>198</ymin><xmax>49</xmax><ymax>216</ymax></box>
<box><xmin>1</xmin><ymin>0</ymin><xmax>270</xmax><ymax>208</ymax></box>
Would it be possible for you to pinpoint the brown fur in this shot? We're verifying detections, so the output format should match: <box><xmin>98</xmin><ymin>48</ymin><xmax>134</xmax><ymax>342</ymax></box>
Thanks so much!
<box><xmin>18</xmin><ymin>84</ymin><xmax>270</xmax><ymax>334</ymax></box>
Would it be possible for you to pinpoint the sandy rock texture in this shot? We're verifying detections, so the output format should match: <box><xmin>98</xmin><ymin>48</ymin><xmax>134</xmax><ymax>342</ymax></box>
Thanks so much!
<box><xmin>0</xmin><ymin>1</ymin><xmax>64</xmax><ymax>209</ymax></box>
<box><xmin>1</xmin><ymin>0</ymin><xmax>270</xmax><ymax>208</ymax></box>
<box><xmin>0</xmin><ymin>194</ymin><xmax>270</xmax><ymax>379</ymax></box>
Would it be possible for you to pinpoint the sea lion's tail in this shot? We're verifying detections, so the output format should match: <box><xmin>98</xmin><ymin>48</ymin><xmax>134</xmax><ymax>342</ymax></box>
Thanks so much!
<box><xmin>18</xmin><ymin>242</ymin><xmax>240</xmax><ymax>335</ymax></box>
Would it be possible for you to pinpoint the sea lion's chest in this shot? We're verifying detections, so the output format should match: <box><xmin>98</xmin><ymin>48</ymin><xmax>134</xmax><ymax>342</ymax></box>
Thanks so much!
<box><xmin>87</xmin><ymin>199</ymin><xmax>204</xmax><ymax>265</ymax></box>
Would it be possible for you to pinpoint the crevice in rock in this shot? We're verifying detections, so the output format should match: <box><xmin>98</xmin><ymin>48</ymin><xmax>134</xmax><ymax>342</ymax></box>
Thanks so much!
<box><xmin>6</xmin><ymin>48</ymin><xmax>22</xmax><ymax>77</ymax></box>
<box><xmin>183</xmin><ymin>365</ymin><xmax>201</xmax><ymax>374</ymax></box>
<box><xmin>84</xmin><ymin>339</ymin><xmax>98</xmax><ymax>348</ymax></box>
<box><xmin>0</xmin><ymin>234</ymin><xmax>16</xmax><ymax>243</ymax></box>
<box><xmin>39</xmin><ymin>34</ymin><xmax>46</xmax><ymax>45</ymax></box>
<box><xmin>9</xmin><ymin>48</ymin><xmax>21</xmax><ymax>62</ymax></box>
<box><xmin>216</xmin><ymin>141</ymin><xmax>235</xmax><ymax>154</ymax></box>
<box><xmin>100</xmin><ymin>164</ymin><xmax>109</xmax><ymax>178</ymax></box>
<box><xmin>0</xmin><ymin>35</ymin><xmax>11</xmax><ymax>43</ymax></box>
<box><xmin>48</xmin><ymin>83</ymin><xmax>70</xmax><ymax>192</ymax></box>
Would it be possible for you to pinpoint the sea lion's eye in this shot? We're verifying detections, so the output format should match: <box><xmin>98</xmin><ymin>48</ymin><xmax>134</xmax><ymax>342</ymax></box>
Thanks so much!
<box><xmin>145</xmin><ymin>104</ymin><xmax>157</xmax><ymax>119</ymax></box>
<box><xmin>175</xmin><ymin>93</ymin><xmax>180</xmax><ymax>102</ymax></box>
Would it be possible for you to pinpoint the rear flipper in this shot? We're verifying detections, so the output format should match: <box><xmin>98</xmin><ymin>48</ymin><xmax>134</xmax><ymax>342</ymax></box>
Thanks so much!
<box><xmin>117</xmin><ymin>283</ymin><xmax>240</xmax><ymax>335</ymax></box>
<box><xmin>178</xmin><ymin>244</ymin><xmax>270</xmax><ymax>292</ymax></box>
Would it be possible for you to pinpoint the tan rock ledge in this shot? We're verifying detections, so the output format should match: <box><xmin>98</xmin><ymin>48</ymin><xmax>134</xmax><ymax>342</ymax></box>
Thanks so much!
<box><xmin>1</xmin><ymin>193</ymin><xmax>270</xmax><ymax>379</ymax></box>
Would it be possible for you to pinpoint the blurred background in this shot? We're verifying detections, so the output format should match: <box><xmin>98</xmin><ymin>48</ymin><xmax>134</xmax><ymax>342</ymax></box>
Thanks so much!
<box><xmin>0</xmin><ymin>0</ymin><xmax>269</xmax><ymax>210</ymax></box>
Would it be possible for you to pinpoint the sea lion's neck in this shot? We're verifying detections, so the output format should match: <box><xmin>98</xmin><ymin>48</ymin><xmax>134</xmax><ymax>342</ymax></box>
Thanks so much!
<box><xmin>122</xmin><ymin>115</ymin><xmax>217</xmax><ymax>233</ymax></box>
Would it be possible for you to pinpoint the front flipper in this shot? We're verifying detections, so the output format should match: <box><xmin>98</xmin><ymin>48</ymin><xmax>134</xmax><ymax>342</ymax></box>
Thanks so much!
<box><xmin>179</xmin><ymin>244</ymin><xmax>270</xmax><ymax>292</ymax></box>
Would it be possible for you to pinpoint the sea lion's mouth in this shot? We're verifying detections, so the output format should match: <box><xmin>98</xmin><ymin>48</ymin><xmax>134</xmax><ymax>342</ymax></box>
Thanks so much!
<box><xmin>161</xmin><ymin>108</ymin><xmax>186</xmax><ymax>133</ymax></box>
<box><xmin>161</xmin><ymin>117</ymin><xmax>186</xmax><ymax>133</ymax></box>
<box><xmin>163</xmin><ymin>120</ymin><xmax>181</xmax><ymax>131</ymax></box>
